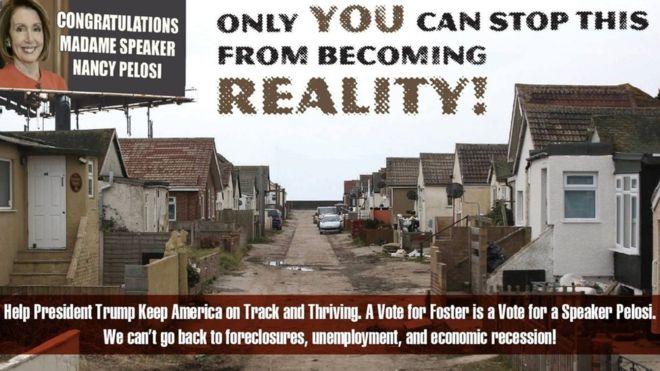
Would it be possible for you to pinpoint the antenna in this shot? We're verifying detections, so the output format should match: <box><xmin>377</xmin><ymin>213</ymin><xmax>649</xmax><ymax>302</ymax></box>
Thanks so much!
<box><xmin>147</xmin><ymin>105</ymin><xmax>153</xmax><ymax>138</ymax></box>
<box><xmin>124</xmin><ymin>105</ymin><xmax>131</xmax><ymax>137</ymax></box>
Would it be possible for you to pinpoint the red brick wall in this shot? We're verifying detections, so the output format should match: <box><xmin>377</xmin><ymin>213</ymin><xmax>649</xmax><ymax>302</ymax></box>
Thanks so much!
<box><xmin>172</xmin><ymin>191</ymin><xmax>200</xmax><ymax>222</ymax></box>
<box><xmin>433</xmin><ymin>227</ymin><xmax>470</xmax><ymax>292</ymax></box>
<box><xmin>172</xmin><ymin>170</ymin><xmax>221</xmax><ymax>222</ymax></box>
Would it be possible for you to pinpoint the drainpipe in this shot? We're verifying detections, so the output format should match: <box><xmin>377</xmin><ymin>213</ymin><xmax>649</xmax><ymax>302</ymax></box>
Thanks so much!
<box><xmin>98</xmin><ymin>173</ymin><xmax>114</xmax><ymax>285</ymax></box>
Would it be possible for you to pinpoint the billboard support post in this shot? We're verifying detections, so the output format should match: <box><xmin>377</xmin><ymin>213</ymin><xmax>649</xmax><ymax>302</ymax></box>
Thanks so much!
<box><xmin>54</xmin><ymin>95</ymin><xmax>71</xmax><ymax>131</ymax></box>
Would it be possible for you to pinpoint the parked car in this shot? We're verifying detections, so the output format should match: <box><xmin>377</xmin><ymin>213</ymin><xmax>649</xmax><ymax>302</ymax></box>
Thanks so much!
<box><xmin>266</xmin><ymin>209</ymin><xmax>282</xmax><ymax>230</ymax></box>
<box><xmin>319</xmin><ymin>214</ymin><xmax>342</xmax><ymax>234</ymax></box>
<box><xmin>314</xmin><ymin>206</ymin><xmax>338</xmax><ymax>225</ymax></box>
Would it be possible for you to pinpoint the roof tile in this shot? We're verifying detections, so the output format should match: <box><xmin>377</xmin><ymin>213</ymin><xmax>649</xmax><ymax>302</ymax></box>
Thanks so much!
<box><xmin>456</xmin><ymin>144</ymin><xmax>507</xmax><ymax>184</ymax></box>
<box><xmin>420</xmin><ymin>153</ymin><xmax>454</xmax><ymax>185</ymax></box>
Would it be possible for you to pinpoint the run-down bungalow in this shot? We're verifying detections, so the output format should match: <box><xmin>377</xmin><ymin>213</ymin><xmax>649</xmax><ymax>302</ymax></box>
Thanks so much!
<box><xmin>119</xmin><ymin>138</ymin><xmax>223</xmax><ymax>223</ymax></box>
<box><xmin>488</xmin><ymin>84</ymin><xmax>660</xmax><ymax>293</ymax></box>
<box><xmin>0</xmin><ymin>130</ymin><xmax>109</xmax><ymax>286</ymax></box>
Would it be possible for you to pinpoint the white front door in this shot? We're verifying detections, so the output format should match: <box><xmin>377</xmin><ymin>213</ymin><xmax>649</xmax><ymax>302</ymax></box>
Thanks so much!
<box><xmin>28</xmin><ymin>156</ymin><xmax>66</xmax><ymax>249</ymax></box>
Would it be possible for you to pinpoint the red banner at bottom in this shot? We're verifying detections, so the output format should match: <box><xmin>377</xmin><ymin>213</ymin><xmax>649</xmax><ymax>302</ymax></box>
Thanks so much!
<box><xmin>0</xmin><ymin>295</ymin><xmax>659</xmax><ymax>355</ymax></box>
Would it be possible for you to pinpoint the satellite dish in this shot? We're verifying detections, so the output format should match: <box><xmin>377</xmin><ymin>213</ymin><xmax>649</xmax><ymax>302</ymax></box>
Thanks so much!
<box><xmin>446</xmin><ymin>183</ymin><xmax>464</xmax><ymax>198</ymax></box>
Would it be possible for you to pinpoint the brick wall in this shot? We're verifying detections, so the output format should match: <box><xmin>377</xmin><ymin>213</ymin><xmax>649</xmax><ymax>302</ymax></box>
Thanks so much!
<box><xmin>103</xmin><ymin>232</ymin><xmax>170</xmax><ymax>285</ymax></box>
<box><xmin>433</xmin><ymin>227</ymin><xmax>470</xmax><ymax>292</ymax></box>
<box><xmin>429</xmin><ymin>246</ymin><xmax>447</xmax><ymax>295</ymax></box>
<box><xmin>190</xmin><ymin>252</ymin><xmax>220</xmax><ymax>294</ymax></box>
<box><xmin>172</xmin><ymin>191</ymin><xmax>200</xmax><ymax>222</ymax></box>
<box><xmin>470</xmin><ymin>226</ymin><xmax>528</xmax><ymax>293</ymax></box>
<box><xmin>70</xmin><ymin>214</ymin><xmax>101</xmax><ymax>286</ymax></box>
<box><xmin>217</xmin><ymin>209</ymin><xmax>255</xmax><ymax>244</ymax></box>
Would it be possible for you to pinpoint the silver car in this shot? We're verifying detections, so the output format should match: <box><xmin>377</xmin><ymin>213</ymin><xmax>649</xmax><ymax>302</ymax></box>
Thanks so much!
<box><xmin>319</xmin><ymin>214</ymin><xmax>342</xmax><ymax>234</ymax></box>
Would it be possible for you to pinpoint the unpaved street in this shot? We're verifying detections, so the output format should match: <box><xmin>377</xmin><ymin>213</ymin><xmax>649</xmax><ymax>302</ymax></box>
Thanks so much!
<box><xmin>205</xmin><ymin>210</ymin><xmax>503</xmax><ymax>370</ymax></box>
<box><xmin>83</xmin><ymin>210</ymin><xmax>505</xmax><ymax>370</ymax></box>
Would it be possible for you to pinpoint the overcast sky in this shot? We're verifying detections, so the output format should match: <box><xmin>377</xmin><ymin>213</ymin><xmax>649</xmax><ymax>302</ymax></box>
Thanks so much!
<box><xmin>1</xmin><ymin>0</ymin><xmax>659</xmax><ymax>200</ymax></box>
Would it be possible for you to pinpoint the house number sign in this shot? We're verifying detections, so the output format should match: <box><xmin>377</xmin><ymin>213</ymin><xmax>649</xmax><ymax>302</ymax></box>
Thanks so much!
<box><xmin>70</xmin><ymin>173</ymin><xmax>82</xmax><ymax>192</ymax></box>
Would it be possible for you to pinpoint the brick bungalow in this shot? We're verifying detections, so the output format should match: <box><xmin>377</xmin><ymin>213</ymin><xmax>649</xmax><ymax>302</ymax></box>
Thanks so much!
<box><xmin>119</xmin><ymin>138</ymin><xmax>223</xmax><ymax>222</ymax></box>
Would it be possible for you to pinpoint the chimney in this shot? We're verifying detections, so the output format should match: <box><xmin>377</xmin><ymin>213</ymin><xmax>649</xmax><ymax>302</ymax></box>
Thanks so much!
<box><xmin>54</xmin><ymin>94</ymin><xmax>71</xmax><ymax>131</ymax></box>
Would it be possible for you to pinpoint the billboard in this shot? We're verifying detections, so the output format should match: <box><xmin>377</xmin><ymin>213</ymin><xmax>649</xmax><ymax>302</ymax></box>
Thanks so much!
<box><xmin>0</xmin><ymin>0</ymin><xmax>185</xmax><ymax>97</ymax></box>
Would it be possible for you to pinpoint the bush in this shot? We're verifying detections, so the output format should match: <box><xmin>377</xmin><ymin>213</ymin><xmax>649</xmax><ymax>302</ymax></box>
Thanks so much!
<box><xmin>364</xmin><ymin>219</ymin><xmax>381</xmax><ymax>229</ymax></box>
<box><xmin>486</xmin><ymin>200</ymin><xmax>514</xmax><ymax>226</ymax></box>
<box><xmin>187</xmin><ymin>264</ymin><xmax>200</xmax><ymax>289</ymax></box>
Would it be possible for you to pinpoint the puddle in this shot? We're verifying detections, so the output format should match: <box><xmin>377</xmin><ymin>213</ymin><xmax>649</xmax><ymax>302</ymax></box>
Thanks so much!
<box><xmin>265</xmin><ymin>261</ymin><xmax>314</xmax><ymax>272</ymax></box>
<box><xmin>285</xmin><ymin>266</ymin><xmax>314</xmax><ymax>272</ymax></box>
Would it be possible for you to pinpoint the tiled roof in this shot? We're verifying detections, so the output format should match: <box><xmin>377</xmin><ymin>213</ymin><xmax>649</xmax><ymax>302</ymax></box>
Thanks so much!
<box><xmin>492</xmin><ymin>160</ymin><xmax>513</xmax><ymax>182</ymax></box>
<box><xmin>344</xmin><ymin>180</ymin><xmax>359</xmax><ymax>195</ymax></box>
<box><xmin>516</xmin><ymin>84</ymin><xmax>660</xmax><ymax>108</ymax></box>
<box><xmin>592</xmin><ymin>111</ymin><xmax>660</xmax><ymax>153</ymax></box>
<box><xmin>239</xmin><ymin>176</ymin><xmax>255</xmax><ymax>196</ymax></box>
<box><xmin>217</xmin><ymin>153</ymin><xmax>233</xmax><ymax>188</ymax></box>
<box><xmin>359</xmin><ymin>174</ymin><xmax>371</xmax><ymax>192</ymax></box>
<box><xmin>236</xmin><ymin>166</ymin><xmax>269</xmax><ymax>192</ymax></box>
<box><xmin>419</xmin><ymin>153</ymin><xmax>454</xmax><ymax>186</ymax></box>
<box><xmin>456</xmin><ymin>144</ymin><xmax>507</xmax><ymax>184</ymax></box>
<box><xmin>119</xmin><ymin>138</ymin><xmax>217</xmax><ymax>188</ymax></box>
<box><xmin>524</xmin><ymin>105</ymin><xmax>658</xmax><ymax>149</ymax></box>
<box><xmin>386</xmin><ymin>157</ymin><xmax>419</xmax><ymax>187</ymax></box>
<box><xmin>372</xmin><ymin>172</ymin><xmax>384</xmax><ymax>193</ymax></box>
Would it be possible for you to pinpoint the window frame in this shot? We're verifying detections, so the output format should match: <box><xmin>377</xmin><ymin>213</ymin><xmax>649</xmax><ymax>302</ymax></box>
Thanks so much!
<box><xmin>516</xmin><ymin>190</ymin><xmax>524</xmax><ymax>224</ymax></box>
<box><xmin>168</xmin><ymin>196</ymin><xmax>177</xmax><ymax>222</ymax></box>
<box><xmin>563</xmin><ymin>172</ymin><xmax>598</xmax><ymax>222</ymax></box>
<box><xmin>0</xmin><ymin>158</ymin><xmax>12</xmax><ymax>210</ymax></box>
<box><xmin>87</xmin><ymin>161</ymin><xmax>94</xmax><ymax>198</ymax></box>
<box><xmin>614</xmin><ymin>174</ymin><xmax>640</xmax><ymax>255</ymax></box>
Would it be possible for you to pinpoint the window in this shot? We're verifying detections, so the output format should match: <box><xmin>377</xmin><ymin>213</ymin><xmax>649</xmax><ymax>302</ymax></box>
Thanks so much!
<box><xmin>0</xmin><ymin>158</ymin><xmax>11</xmax><ymax>209</ymax></box>
<box><xmin>616</xmin><ymin>174</ymin><xmax>639</xmax><ymax>254</ymax></box>
<box><xmin>200</xmin><ymin>193</ymin><xmax>206</xmax><ymax>220</ymax></box>
<box><xmin>564</xmin><ymin>173</ymin><xmax>597</xmax><ymax>220</ymax></box>
<box><xmin>168</xmin><ymin>197</ymin><xmax>176</xmax><ymax>221</ymax></box>
<box><xmin>516</xmin><ymin>191</ymin><xmax>524</xmax><ymax>224</ymax></box>
<box><xmin>87</xmin><ymin>161</ymin><xmax>94</xmax><ymax>198</ymax></box>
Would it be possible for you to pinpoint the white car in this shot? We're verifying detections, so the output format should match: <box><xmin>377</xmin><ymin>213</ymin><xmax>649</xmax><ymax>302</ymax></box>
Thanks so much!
<box><xmin>319</xmin><ymin>214</ymin><xmax>342</xmax><ymax>234</ymax></box>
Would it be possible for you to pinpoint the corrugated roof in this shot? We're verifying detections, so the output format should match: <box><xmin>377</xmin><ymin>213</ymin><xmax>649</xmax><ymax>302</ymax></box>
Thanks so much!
<box><xmin>456</xmin><ymin>144</ymin><xmax>507</xmax><ymax>184</ymax></box>
<box><xmin>119</xmin><ymin>138</ymin><xmax>218</xmax><ymax>188</ymax></box>
<box><xmin>420</xmin><ymin>153</ymin><xmax>454</xmax><ymax>186</ymax></box>
<box><xmin>386</xmin><ymin>157</ymin><xmax>419</xmax><ymax>187</ymax></box>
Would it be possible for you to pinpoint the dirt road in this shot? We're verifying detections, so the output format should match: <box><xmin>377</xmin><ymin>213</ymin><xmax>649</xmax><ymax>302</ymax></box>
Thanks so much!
<box><xmin>83</xmin><ymin>210</ymin><xmax>505</xmax><ymax>370</ymax></box>
<box><xmin>204</xmin><ymin>210</ymin><xmax>503</xmax><ymax>370</ymax></box>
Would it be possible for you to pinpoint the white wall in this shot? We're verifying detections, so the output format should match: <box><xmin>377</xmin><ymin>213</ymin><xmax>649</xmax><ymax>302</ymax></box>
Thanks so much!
<box><xmin>102</xmin><ymin>181</ymin><xmax>168</xmax><ymax>232</ymax></box>
<box><xmin>101</xmin><ymin>140</ymin><xmax>126</xmax><ymax>177</ymax></box>
<box><xmin>527</xmin><ymin>154</ymin><xmax>615</xmax><ymax>278</ymax></box>
<box><xmin>420</xmin><ymin>187</ymin><xmax>452</xmax><ymax>232</ymax></box>
<box><xmin>486</xmin><ymin>226</ymin><xmax>554</xmax><ymax>289</ymax></box>
<box><xmin>514</xmin><ymin>129</ymin><xmax>534</xmax><ymax>227</ymax></box>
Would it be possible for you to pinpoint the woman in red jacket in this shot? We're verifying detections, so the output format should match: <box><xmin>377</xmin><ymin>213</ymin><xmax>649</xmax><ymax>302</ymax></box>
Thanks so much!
<box><xmin>0</xmin><ymin>0</ymin><xmax>66</xmax><ymax>90</ymax></box>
